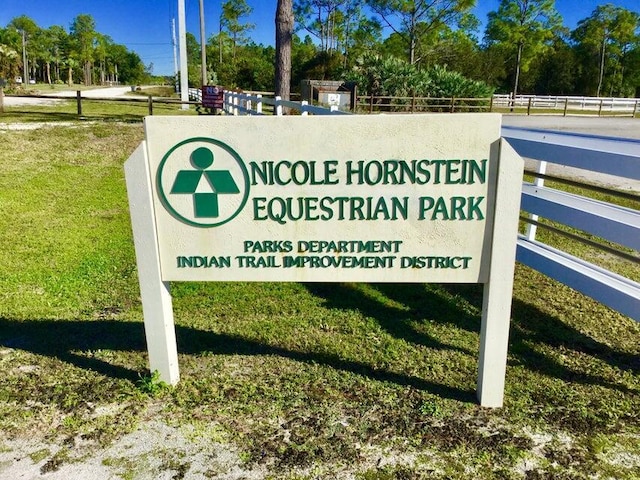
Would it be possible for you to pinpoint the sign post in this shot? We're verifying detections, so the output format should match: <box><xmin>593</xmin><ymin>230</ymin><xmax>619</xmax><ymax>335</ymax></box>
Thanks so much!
<box><xmin>125</xmin><ymin>114</ymin><xmax>523</xmax><ymax>407</ymax></box>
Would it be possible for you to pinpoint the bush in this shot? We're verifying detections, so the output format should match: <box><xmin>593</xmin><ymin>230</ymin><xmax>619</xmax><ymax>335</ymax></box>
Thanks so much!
<box><xmin>345</xmin><ymin>54</ymin><xmax>494</xmax><ymax>109</ymax></box>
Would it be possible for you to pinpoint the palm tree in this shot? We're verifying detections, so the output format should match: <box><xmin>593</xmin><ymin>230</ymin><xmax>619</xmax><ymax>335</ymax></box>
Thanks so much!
<box><xmin>63</xmin><ymin>56</ymin><xmax>79</xmax><ymax>86</ymax></box>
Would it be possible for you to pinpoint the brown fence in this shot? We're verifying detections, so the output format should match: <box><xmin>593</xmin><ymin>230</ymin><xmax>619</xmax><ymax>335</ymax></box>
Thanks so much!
<box><xmin>2</xmin><ymin>91</ymin><xmax>199</xmax><ymax>117</ymax></box>
<box><xmin>355</xmin><ymin>94</ymin><xmax>639</xmax><ymax>117</ymax></box>
<box><xmin>355</xmin><ymin>95</ymin><xmax>493</xmax><ymax>114</ymax></box>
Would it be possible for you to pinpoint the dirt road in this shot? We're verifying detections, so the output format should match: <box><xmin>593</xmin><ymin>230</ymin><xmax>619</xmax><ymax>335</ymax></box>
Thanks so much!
<box><xmin>3</xmin><ymin>86</ymin><xmax>146</xmax><ymax>106</ymax></box>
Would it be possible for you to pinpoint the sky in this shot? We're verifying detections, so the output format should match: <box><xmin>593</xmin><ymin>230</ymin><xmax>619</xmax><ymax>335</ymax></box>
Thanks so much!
<box><xmin>1</xmin><ymin>0</ymin><xmax>639</xmax><ymax>76</ymax></box>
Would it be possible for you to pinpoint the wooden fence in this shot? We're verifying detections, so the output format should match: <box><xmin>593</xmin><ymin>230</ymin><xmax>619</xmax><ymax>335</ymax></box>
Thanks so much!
<box><xmin>3</xmin><ymin>91</ymin><xmax>199</xmax><ymax>116</ymax></box>
<box><xmin>354</xmin><ymin>93</ymin><xmax>639</xmax><ymax>117</ymax></box>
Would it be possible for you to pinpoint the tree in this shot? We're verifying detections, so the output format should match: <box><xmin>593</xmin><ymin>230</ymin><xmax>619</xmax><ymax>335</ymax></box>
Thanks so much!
<box><xmin>532</xmin><ymin>37</ymin><xmax>576</xmax><ymax>94</ymax></box>
<box><xmin>572</xmin><ymin>5</ymin><xmax>640</xmax><ymax>97</ymax></box>
<box><xmin>295</xmin><ymin>0</ymin><xmax>382</xmax><ymax>71</ymax></box>
<box><xmin>70</xmin><ymin>14</ymin><xmax>97</xmax><ymax>85</ymax></box>
<box><xmin>117</xmin><ymin>51</ymin><xmax>148</xmax><ymax>85</ymax></box>
<box><xmin>186</xmin><ymin>32</ymin><xmax>202</xmax><ymax>87</ymax></box>
<box><xmin>62</xmin><ymin>56</ymin><xmax>79</xmax><ymax>85</ymax></box>
<box><xmin>220</xmin><ymin>0</ymin><xmax>254</xmax><ymax>60</ymax></box>
<box><xmin>366</xmin><ymin>0</ymin><xmax>475</xmax><ymax>65</ymax></box>
<box><xmin>294</xmin><ymin>0</ymin><xmax>348</xmax><ymax>52</ymax></box>
<box><xmin>276</xmin><ymin>0</ymin><xmax>294</xmax><ymax>100</ymax></box>
<box><xmin>344</xmin><ymin>10</ymin><xmax>382</xmax><ymax>67</ymax></box>
<box><xmin>0</xmin><ymin>43</ymin><xmax>19</xmax><ymax>82</ymax></box>
<box><xmin>9</xmin><ymin>15</ymin><xmax>38</xmax><ymax>82</ymax></box>
<box><xmin>485</xmin><ymin>0</ymin><xmax>562</xmax><ymax>96</ymax></box>
<box><xmin>46</xmin><ymin>26</ymin><xmax>68</xmax><ymax>83</ymax></box>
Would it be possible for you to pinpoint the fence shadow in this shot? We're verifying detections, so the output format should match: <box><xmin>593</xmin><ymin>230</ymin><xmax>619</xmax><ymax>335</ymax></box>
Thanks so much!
<box><xmin>304</xmin><ymin>282</ymin><xmax>638</xmax><ymax>395</ymax></box>
<box><xmin>3</xmin><ymin>109</ymin><xmax>145</xmax><ymax>123</ymax></box>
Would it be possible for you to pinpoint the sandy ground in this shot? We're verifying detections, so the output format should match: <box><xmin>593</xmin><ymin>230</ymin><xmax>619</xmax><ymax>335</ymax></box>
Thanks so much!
<box><xmin>2</xmin><ymin>86</ymin><xmax>147</xmax><ymax>107</ymax></box>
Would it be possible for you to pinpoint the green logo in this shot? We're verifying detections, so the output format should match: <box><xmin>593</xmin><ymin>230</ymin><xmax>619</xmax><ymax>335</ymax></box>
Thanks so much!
<box><xmin>157</xmin><ymin>137</ymin><xmax>250</xmax><ymax>227</ymax></box>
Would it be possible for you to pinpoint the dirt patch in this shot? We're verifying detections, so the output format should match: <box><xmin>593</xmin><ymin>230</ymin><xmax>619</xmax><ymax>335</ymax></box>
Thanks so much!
<box><xmin>0</xmin><ymin>420</ymin><xmax>266</xmax><ymax>480</ymax></box>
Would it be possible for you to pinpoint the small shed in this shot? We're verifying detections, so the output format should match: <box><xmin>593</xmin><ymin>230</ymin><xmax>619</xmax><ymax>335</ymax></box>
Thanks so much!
<box><xmin>300</xmin><ymin>80</ymin><xmax>355</xmax><ymax>111</ymax></box>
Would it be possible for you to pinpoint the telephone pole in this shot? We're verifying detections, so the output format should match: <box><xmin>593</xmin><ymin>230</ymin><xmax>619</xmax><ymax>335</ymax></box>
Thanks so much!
<box><xmin>199</xmin><ymin>0</ymin><xmax>207</xmax><ymax>86</ymax></box>
<box><xmin>22</xmin><ymin>30</ymin><xmax>28</xmax><ymax>84</ymax></box>
<box><xmin>172</xmin><ymin>18</ymin><xmax>178</xmax><ymax>88</ymax></box>
<box><xmin>177</xmin><ymin>0</ymin><xmax>189</xmax><ymax>109</ymax></box>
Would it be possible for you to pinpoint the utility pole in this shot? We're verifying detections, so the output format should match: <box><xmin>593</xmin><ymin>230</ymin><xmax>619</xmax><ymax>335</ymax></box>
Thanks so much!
<box><xmin>21</xmin><ymin>30</ymin><xmax>28</xmax><ymax>84</ymax></box>
<box><xmin>178</xmin><ymin>0</ymin><xmax>189</xmax><ymax>109</ymax></box>
<box><xmin>199</xmin><ymin>0</ymin><xmax>207</xmax><ymax>86</ymax></box>
<box><xmin>172</xmin><ymin>18</ymin><xmax>179</xmax><ymax>90</ymax></box>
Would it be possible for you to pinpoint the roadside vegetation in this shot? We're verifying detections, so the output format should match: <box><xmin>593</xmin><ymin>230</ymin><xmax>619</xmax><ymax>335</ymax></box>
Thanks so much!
<box><xmin>2</xmin><ymin>2</ymin><xmax>639</xmax><ymax>100</ymax></box>
<box><xmin>0</xmin><ymin>122</ymin><xmax>638</xmax><ymax>478</ymax></box>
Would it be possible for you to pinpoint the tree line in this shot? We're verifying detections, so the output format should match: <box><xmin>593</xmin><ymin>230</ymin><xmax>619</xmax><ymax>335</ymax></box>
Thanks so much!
<box><xmin>216</xmin><ymin>0</ymin><xmax>640</xmax><ymax>99</ymax></box>
<box><xmin>0</xmin><ymin>14</ymin><xmax>149</xmax><ymax>87</ymax></box>
<box><xmin>1</xmin><ymin>1</ymin><xmax>638</xmax><ymax>99</ymax></box>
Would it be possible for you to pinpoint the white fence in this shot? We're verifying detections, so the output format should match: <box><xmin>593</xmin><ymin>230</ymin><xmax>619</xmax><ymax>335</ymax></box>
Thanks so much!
<box><xmin>189</xmin><ymin>88</ymin><xmax>639</xmax><ymax>116</ymax></box>
<box><xmin>223</xmin><ymin>90</ymin><xmax>350</xmax><ymax>116</ymax></box>
<box><xmin>212</xmin><ymin>90</ymin><xmax>640</xmax><ymax>321</ymax></box>
<box><xmin>502</xmin><ymin>127</ymin><xmax>640</xmax><ymax>321</ymax></box>
<box><xmin>493</xmin><ymin>94</ymin><xmax>640</xmax><ymax>115</ymax></box>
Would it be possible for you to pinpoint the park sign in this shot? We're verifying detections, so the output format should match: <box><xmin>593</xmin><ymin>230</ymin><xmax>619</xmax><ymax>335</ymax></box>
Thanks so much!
<box><xmin>125</xmin><ymin>114</ymin><xmax>523</xmax><ymax>408</ymax></box>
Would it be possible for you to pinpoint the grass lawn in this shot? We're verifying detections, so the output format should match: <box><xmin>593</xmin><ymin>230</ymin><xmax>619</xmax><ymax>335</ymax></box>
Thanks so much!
<box><xmin>0</xmin><ymin>121</ymin><xmax>638</xmax><ymax>479</ymax></box>
<box><xmin>0</xmin><ymin>99</ymin><xmax>197</xmax><ymax>124</ymax></box>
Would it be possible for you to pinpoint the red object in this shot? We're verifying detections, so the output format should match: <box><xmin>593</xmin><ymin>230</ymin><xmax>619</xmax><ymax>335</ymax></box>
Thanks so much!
<box><xmin>201</xmin><ymin>85</ymin><xmax>224</xmax><ymax>109</ymax></box>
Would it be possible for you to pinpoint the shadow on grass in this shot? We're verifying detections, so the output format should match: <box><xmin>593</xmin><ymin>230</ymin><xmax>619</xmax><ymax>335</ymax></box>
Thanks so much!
<box><xmin>439</xmin><ymin>284</ymin><xmax>638</xmax><ymax>375</ymax></box>
<box><xmin>0</xmin><ymin>316</ymin><xmax>476</xmax><ymax>404</ymax></box>
<box><xmin>0</xmin><ymin>282</ymin><xmax>636</xmax><ymax>403</ymax></box>
<box><xmin>305</xmin><ymin>283</ymin><xmax>638</xmax><ymax>394</ymax></box>
<box><xmin>304</xmin><ymin>282</ymin><xmax>478</xmax><ymax>355</ymax></box>
<box><xmin>2</xmin><ymin>109</ymin><xmax>145</xmax><ymax>123</ymax></box>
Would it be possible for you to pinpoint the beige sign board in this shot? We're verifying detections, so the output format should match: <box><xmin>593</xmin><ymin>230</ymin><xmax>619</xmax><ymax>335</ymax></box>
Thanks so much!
<box><xmin>144</xmin><ymin>115</ymin><xmax>500</xmax><ymax>283</ymax></box>
<box><xmin>125</xmin><ymin>113</ymin><xmax>524</xmax><ymax>408</ymax></box>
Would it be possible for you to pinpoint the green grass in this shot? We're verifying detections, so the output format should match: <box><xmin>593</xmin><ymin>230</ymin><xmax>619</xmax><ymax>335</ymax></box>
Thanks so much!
<box><xmin>131</xmin><ymin>86</ymin><xmax>178</xmax><ymax>98</ymax></box>
<box><xmin>0</xmin><ymin>123</ymin><xmax>638</xmax><ymax>479</ymax></box>
<box><xmin>0</xmin><ymin>99</ymin><xmax>197</xmax><ymax>124</ymax></box>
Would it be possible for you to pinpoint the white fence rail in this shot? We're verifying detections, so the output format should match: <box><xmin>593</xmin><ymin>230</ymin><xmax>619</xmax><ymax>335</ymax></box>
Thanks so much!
<box><xmin>493</xmin><ymin>94</ymin><xmax>640</xmax><ymax>115</ymax></box>
<box><xmin>223</xmin><ymin>90</ymin><xmax>349</xmax><ymax>116</ymax></box>
<box><xmin>189</xmin><ymin>88</ymin><xmax>639</xmax><ymax>116</ymax></box>
<box><xmin>187</xmin><ymin>87</ymin><xmax>201</xmax><ymax>102</ymax></box>
<box><xmin>502</xmin><ymin>127</ymin><xmax>640</xmax><ymax>321</ymax></box>
<box><xmin>210</xmin><ymin>90</ymin><xmax>640</xmax><ymax>321</ymax></box>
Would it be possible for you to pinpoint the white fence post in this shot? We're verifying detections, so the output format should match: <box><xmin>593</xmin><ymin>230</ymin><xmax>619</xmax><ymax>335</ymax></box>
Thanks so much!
<box><xmin>275</xmin><ymin>96</ymin><xmax>283</xmax><ymax>116</ymax></box>
<box><xmin>256</xmin><ymin>94</ymin><xmax>263</xmax><ymax>115</ymax></box>
<box><xmin>301</xmin><ymin>100</ymin><xmax>309</xmax><ymax>116</ymax></box>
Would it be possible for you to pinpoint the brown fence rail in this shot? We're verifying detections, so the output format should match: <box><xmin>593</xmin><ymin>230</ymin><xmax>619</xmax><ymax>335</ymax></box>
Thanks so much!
<box><xmin>355</xmin><ymin>95</ymin><xmax>493</xmax><ymax>114</ymax></box>
<box><xmin>356</xmin><ymin>94</ymin><xmax>640</xmax><ymax>117</ymax></box>
<box><xmin>2</xmin><ymin>92</ymin><xmax>199</xmax><ymax>117</ymax></box>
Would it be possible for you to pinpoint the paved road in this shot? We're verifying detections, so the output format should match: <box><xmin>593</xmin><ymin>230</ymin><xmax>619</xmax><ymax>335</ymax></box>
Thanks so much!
<box><xmin>502</xmin><ymin>114</ymin><xmax>640</xmax><ymax>140</ymax></box>
<box><xmin>502</xmin><ymin>115</ymin><xmax>639</xmax><ymax>192</ymax></box>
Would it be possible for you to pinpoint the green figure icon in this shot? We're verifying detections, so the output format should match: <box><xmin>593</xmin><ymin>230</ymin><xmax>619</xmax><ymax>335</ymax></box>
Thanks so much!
<box><xmin>170</xmin><ymin>147</ymin><xmax>240</xmax><ymax>218</ymax></box>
